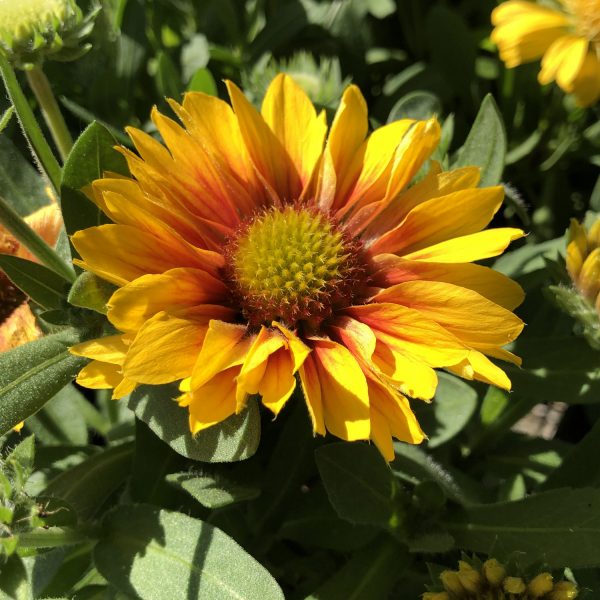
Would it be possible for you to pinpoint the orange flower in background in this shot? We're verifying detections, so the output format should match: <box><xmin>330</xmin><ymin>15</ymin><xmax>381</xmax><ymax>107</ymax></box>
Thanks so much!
<box><xmin>491</xmin><ymin>0</ymin><xmax>600</xmax><ymax>106</ymax></box>
<box><xmin>0</xmin><ymin>203</ymin><xmax>62</xmax><ymax>352</ymax></box>
<box><xmin>70</xmin><ymin>75</ymin><xmax>524</xmax><ymax>460</ymax></box>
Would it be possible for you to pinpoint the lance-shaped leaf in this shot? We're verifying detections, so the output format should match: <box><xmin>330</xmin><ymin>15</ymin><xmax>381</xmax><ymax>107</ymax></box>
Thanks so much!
<box><xmin>0</xmin><ymin>254</ymin><xmax>68</xmax><ymax>310</ymax></box>
<box><xmin>60</xmin><ymin>121</ymin><xmax>128</xmax><ymax>246</ymax></box>
<box><xmin>445</xmin><ymin>487</ymin><xmax>600</xmax><ymax>568</ymax></box>
<box><xmin>128</xmin><ymin>384</ymin><xmax>261</xmax><ymax>463</ymax></box>
<box><xmin>454</xmin><ymin>94</ymin><xmax>506</xmax><ymax>187</ymax></box>
<box><xmin>94</xmin><ymin>505</ymin><xmax>285</xmax><ymax>600</ymax></box>
<box><xmin>0</xmin><ymin>328</ymin><xmax>89</xmax><ymax>435</ymax></box>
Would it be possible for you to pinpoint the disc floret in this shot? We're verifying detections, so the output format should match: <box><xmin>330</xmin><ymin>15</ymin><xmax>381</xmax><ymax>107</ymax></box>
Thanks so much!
<box><xmin>228</xmin><ymin>207</ymin><xmax>366</xmax><ymax>329</ymax></box>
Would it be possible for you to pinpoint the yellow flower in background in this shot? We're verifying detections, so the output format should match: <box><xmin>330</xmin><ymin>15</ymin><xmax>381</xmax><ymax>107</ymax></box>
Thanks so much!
<box><xmin>423</xmin><ymin>558</ymin><xmax>578</xmax><ymax>599</ymax></box>
<box><xmin>69</xmin><ymin>75</ymin><xmax>524</xmax><ymax>460</ymax></box>
<box><xmin>491</xmin><ymin>0</ymin><xmax>600</xmax><ymax>106</ymax></box>
<box><xmin>0</xmin><ymin>203</ymin><xmax>62</xmax><ymax>352</ymax></box>
<box><xmin>567</xmin><ymin>217</ymin><xmax>600</xmax><ymax>309</ymax></box>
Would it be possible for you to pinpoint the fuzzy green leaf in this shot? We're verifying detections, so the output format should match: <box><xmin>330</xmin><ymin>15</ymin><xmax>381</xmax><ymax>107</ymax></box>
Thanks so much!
<box><xmin>315</xmin><ymin>442</ymin><xmax>396</xmax><ymax>527</ymax></box>
<box><xmin>454</xmin><ymin>94</ymin><xmax>506</xmax><ymax>187</ymax></box>
<box><xmin>94</xmin><ymin>505</ymin><xmax>285</xmax><ymax>600</ymax></box>
<box><xmin>60</xmin><ymin>121</ymin><xmax>128</xmax><ymax>245</ymax></box>
<box><xmin>0</xmin><ymin>329</ymin><xmax>89</xmax><ymax>435</ymax></box>
<box><xmin>67</xmin><ymin>271</ymin><xmax>117</xmax><ymax>314</ymax></box>
<box><xmin>128</xmin><ymin>384</ymin><xmax>261</xmax><ymax>463</ymax></box>
<box><xmin>446</xmin><ymin>487</ymin><xmax>600</xmax><ymax>568</ymax></box>
<box><xmin>0</xmin><ymin>254</ymin><xmax>68</xmax><ymax>310</ymax></box>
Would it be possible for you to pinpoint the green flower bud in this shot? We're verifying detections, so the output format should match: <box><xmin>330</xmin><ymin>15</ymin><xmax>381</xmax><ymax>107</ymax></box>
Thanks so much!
<box><xmin>0</xmin><ymin>0</ymin><xmax>99</xmax><ymax>69</ymax></box>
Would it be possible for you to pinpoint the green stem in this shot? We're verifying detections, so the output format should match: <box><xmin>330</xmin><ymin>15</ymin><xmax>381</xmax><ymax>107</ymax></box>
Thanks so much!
<box><xmin>25</xmin><ymin>66</ymin><xmax>73</xmax><ymax>162</ymax></box>
<box><xmin>0</xmin><ymin>55</ymin><xmax>62</xmax><ymax>191</ymax></box>
<box><xmin>18</xmin><ymin>526</ymin><xmax>94</xmax><ymax>548</ymax></box>
<box><xmin>0</xmin><ymin>194</ymin><xmax>75</xmax><ymax>283</ymax></box>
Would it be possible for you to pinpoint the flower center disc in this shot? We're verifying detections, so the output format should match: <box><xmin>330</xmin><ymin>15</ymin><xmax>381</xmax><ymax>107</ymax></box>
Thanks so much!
<box><xmin>228</xmin><ymin>207</ymin><xmax>366</xmax><ymax>330</ymax></box>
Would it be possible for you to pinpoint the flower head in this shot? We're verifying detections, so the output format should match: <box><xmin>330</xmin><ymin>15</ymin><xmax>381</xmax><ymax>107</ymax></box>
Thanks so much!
<box><xmin>491</xmin><ymin>0</ymin><xmax>600</xmax><ymax>106</ymax></box>
<box><xmin>69</xmin><ymin>75</ymin><xmax>524</xmax><ymax>460</ymax></box>
<box><xmin>424</xmin><ymin>558</ymin><xmax>578</xmax><ymax>600</ymax></box>
<box><xmin>549</xmin><ymin>216</ymin><xmax>600</xmax><ymax>348</ymax></box>
<box><xmin>0</xmin><ymin>0</ymin><xmax>98</xmax><ymax>69</ymax></box>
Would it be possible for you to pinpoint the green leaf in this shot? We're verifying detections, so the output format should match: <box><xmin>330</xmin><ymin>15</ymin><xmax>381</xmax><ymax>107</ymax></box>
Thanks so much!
<box><xmin>305</xmin><ymin>538</ymin><xmax>408</xmax><ymax>600</ymax></box>
<box><xmin>0</xmin><ymin>329</ymin><xmax>90</xmax><ymax>435</ymax></box>
<box><xmin>68</xmin><ymin>271</ymin><xmax>117</xmax><ymax>314</ymax></box>
<box><xmin>42</xmin><ymin>442</ymin><xmax>133</xmax><ymax>521</ymax></box>
<box><xmin>0</xmin><ymin>554</ymin><xmax>29</xmax><ymax>600</ymax></box>
<box><xmin>60</xmin><ymin>122</ymin><xmax>128</xmax><ymax>246</ymax></box>
<box><xmin>0</xmin><ymin>254</ymin><xmax>68</xmax><ymax>310</ymax></box>
<box><xmin>413</xmin><ymin>373</ymin><xmax>477</xmax><ymax>448</ymax></box>
<box><xmin>454</xmin><ymin>94</ymin><xmax>506</xmax><ymax>187</ymax></box>
<box><xmin>26</xmin><ymin>385</ymin><xmax>89</xmax><ymax>446</ymax></box>
<box><xmin>542</xmin><ymin>419</ymin><xmax>600</xmax><ymax>490</ymax></box>
<box><xmin>505</xmin><ymin>336</ymin><xmax>600</xmax><ymax>405</ymax></box>
<box><xmin>166</xmin><ymin>472</ymin><xmax>260</xmax><ymax>509</ymax></box>
<box><xmin>426</xmin><ymin>6</ymin><xmax>476</xmax><ymax>99</ymax></box>
<box><xmin>128</xmin><ymin>384</ymin><xmax>261</xmax><ymax>463</ymax></box>
<box><xmin>0</xmin><ymin>136</ymin><xmax>48</xmax><ymax>217</ymax></box>
<box><xmin>94</xmin><ymin>505</ymin><xmax>285</xmax><ymax>600</ymax></box>
<box><xmin>387</xmin><ymin>91</ymin><xmax>441</xmax><ymax>123</ymax></box>
<box><xmin>278</xmin><ymin>485</ymin><xmax>377</xmax><ymax>551</ymax></box>
<box><xmin>0</xmin><ymin>105</ymin><xmax>15</xmax><ymax>133</ymax></box>
<box><xmin>188</xmin><ymin>68</ymin><xmax>218</xmax><ymax>95</ymax></box>
<box><xmin>6</xmin><ymin>435</ymin><xmax>35</xmax><ymax>481</ymax></box>
<box><xmin>248</xmin><ymin>399</ymin><xmax>313</xmax><ymax>532</ymax></box>
<box><xmin>154</xmin><ymin>51</ymin><xmax>182</xmax><ymax>99</ymax></box>
<box><xmin>480</xmin><ymin>386</ymin><xmax>509</xmax><ymax>426</ymax></box>
<box><xmin>181</xmin><ymin>35</ymin><xmax>210</xmax><ymax>82</ymax></box>
<box><xmin>392</xmin><ymin>443</ymin><xmax>483</xmax><ymax>506</ymax></box>
<box><xmin>315</xmin><ymin>442</ymin><xmax>396</xmax><ymax>527</ymax></box>
<box><xmin>446</xmin><ymin>488</ymin><xmax>600</xmax><ymax>568</ymax></box>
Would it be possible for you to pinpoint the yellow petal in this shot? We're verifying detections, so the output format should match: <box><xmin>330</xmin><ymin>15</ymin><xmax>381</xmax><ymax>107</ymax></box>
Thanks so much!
<box><xmin>299</xmin><ymin>353</ymin><xmax>326</xmax><ymax>436</ymax></box>
<box><xmin>182</xmin><ymin>367</ymin><xmax>239</xmax><ymax>433</ymax></box>
<box><xmin>191</xmin><ymin>320</ymin><xmax>252</xmax><ymax>389</ymax></box>
<box><xmin>107</xmin><ymin>268</ymin><xmax>228</xmax><ymax>332</ymax></box>
<box><xmin>367</xmin><ymin>163</ymin><xmax>481</xmax><ymax>237</ymax></box>
<box><xmin>70</xmin><ymin>335</ymin><xmax>129</xmax><ymax>365</ymax></box>
<box><xmin>372</xmin><ymin>255</ymin><xmax>525</xmax><ymax>311</ymax></box>
<box><xmin>123</xmin><ymin>311</ymin><xmax>206</xmax><ymax>384</ymax></box>
<box><xmin>370</xmin><ymin>186</ymin><xmax>504</xmax><ymax>256</ymax></box>
<box><xmin>448</xmin><ymin>350</ymin><xmax>512</xmax><ymax>390</ymax></box>
<box><xmin>311</xmin><ymin>338</ymin><xmax>370</xmax><ymax>441</ymax></box>
<box><xmin>348</xmin><ymin>303</ymin><xmax>469</xmax><ymax>368</ymax></box>
<box><xmin>570</xmin><ymin>48</ymin><xmax>600</xmax><ymax>107</ymax></box>
<box><xmin>491</xmin><ymin>1</ymin><xmax>569</xmax><ymax>67</ymax></box>
<box><xmin>403</xmin><ymin>228</ymin><xmax>525</xmax><ymax>263</ymax></box>
<box><xmin>76</xmin><ymin>360</ymin><xmax>123</xmax><ymax>389</ymax></box>
<box><xmin>258</xmin><ymin>349</ymin><xmax>297</xmax><ymax>416</ymax></box>
<box><xmin>539</xmin><ymin>35</ymin><xmax>588</xmax><ymax>92</ymax></box>
<box><xmin>316</xmin><ymin>85</ymin><xmax>368</xmax><ymax>211</ymax></box>
<box><xmin>72</xmin><ymin>224</ymin><xmax>224</xmax><ymax>286</ymax></box>
<box><xmin>226</xmin><ymin>79</ymin><xmax>301</xmax><ymax>201</ymax></box>
<box><xmin>375</xmin><ymin>281</ymin><xmax>524</xmax><ymax>349</ymax></box>
<box><xmin>261</xmin><ymin>74</ymin><xmax>327</xmax><ymax>190</ymax></box>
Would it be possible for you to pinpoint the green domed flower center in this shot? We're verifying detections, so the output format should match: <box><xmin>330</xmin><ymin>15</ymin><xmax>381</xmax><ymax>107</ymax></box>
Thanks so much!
<box><xmin>0</xmin><ymin>0</ymin><xmax>70</xmax><ymax>40</ymax></box>
<box><xmin>229</xmin><ymin>207</ymin><xmax>366</xmax><ymax>330</ymax></box>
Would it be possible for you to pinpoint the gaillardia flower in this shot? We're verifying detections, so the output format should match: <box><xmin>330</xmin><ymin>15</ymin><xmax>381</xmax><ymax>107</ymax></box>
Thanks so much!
<box><xmin>491</xmin><ymin>0</ymin><xmax>600</xmax><ymax>106</ymax></box>
<box><xmin>69</xmin><ymin>75</ymin><xmax>524</xmax><ymax>459</ymax></box>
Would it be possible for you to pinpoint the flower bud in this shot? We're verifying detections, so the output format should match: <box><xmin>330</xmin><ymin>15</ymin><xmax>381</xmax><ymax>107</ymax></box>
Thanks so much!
<box><xmin>457</xmin><ymin>561</ymin><xmax>481</xmax><ymax>594</ymax></box>
<box><xmin>503</xmin><ymin>576</ymin><xmax>526</xmax><ymax>594</ymax></box>
<box><xmin>482</xmin><ymin>559</ymin><xmax>506</xmax><ymax>587</ymax></box>
<box><xmin>0</xmin><ymin>0</ymin><xmax>99</xmax><ymax>69</ymax></box>
<box><xmin>549</xmin><ymin>581</ymin><xmax>579</xmax><ymax>600</ymax></box>
<box><xmin>528</xmin><ymin>572</ymin><xmax>553</xmax><ymax>597</ymax></box>
<box><xmin>440</xmin><ymin>570</ymin><xmax>465</xmax><ymax>596</ymax></box>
